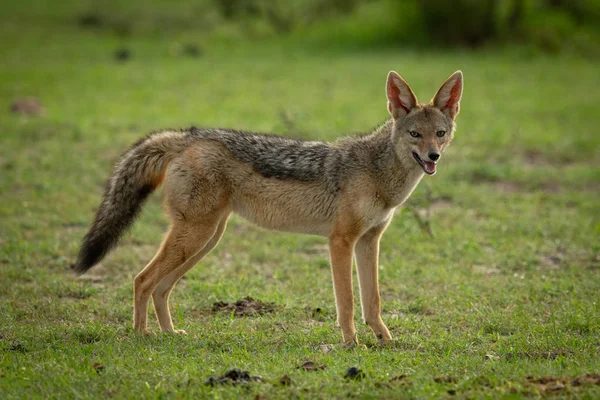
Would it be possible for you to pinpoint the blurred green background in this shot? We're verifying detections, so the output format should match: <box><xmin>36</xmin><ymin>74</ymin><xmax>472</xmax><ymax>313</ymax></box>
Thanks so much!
<box><xmin>1</xmin><ymin>0</ymin><xmax>599</xmax><ymax>398</ymax></box>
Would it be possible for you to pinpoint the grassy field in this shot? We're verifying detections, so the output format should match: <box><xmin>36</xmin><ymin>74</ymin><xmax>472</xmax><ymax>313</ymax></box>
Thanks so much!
<box><xmin>1</xmin><ymin>1</ymin><xmax>599</xmax><ymax>398</ymax></box>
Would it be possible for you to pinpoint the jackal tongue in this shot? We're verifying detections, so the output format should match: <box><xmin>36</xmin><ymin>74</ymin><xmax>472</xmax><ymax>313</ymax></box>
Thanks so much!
<box><xmin>423</xmin><ymin>161</ymin><xmax>436</xmax><ymax>175</ymax></box>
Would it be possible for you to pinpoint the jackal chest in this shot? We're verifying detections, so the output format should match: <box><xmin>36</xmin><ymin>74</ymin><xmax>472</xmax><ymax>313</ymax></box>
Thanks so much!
<box><xmin>388</xmin><ymin>168</ymin><xmax>424</xmax><ymax>208</ymax></box>
<box><xmin>361</xmin><ymin>207</ymin><xmax>395</xmax><ymax>232</ymax></box>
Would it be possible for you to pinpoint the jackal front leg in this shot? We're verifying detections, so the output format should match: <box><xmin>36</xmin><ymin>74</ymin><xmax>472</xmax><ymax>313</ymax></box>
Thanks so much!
<box><xmin>329</xmin><ymin>234</ymin><xmax>358</xmax><ymax>346</ymax></box>
<box><xmin>355</xmin><ymin>221</ymin><xmax>392</xmax><ymax>345</ymax></box>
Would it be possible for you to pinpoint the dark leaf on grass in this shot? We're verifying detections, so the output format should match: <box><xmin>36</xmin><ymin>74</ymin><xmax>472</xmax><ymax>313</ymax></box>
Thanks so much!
<box><xmin>312</xmin><ymin>307</ymin><xmax>325</xmax><ymax>317</ymax></box>
<box><xmin>344</xmin><ymin>367</ymin><xmax>365</xmax><ymax>380</ymax></box>
<box><xmin>78</xmin><ymin>12</ymin><xmax>103</xmax><ymax>27</ymax></box>
<box><xmin>183</xmin><ymin>44</ymin><xmax>202</xmax><ymax>57</ymax></box>
<box><xmin>526</xmin><ymin>374</ymin><xmax>600</xmax><ymax>394</ymax></box>
<box><xmin>114</xmin><ymin>48</ymin><xmax>131</xmax><ymax>62</ymax></box>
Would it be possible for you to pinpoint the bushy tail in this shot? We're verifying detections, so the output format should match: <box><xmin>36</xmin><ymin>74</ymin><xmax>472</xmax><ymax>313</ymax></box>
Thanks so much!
<box><xmin>74</xmin><ymin>130</ymin><xmax>191</xmax><ymax>274</ymax></box>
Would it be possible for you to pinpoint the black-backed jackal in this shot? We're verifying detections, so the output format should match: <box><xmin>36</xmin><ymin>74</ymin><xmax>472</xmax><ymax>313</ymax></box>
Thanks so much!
<box><xmin>75</xmin><ymin>71</ymin><xmax>463</xmax><ymax>346</ymax></box>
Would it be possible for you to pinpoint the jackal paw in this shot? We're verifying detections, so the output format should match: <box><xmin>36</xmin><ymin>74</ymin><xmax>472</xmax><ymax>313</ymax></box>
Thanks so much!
<box><xmin>342</xmin><ymin>341</ymin><xmax>366</xmax><ymax>350</ymax></box>
<box><xmin>172</xmin><ymin>329</ymin><xmax>187</xmax><ymax>335</ymax></box>
<box><xmin>376</xmin><ymin>334</ymin><xmax>393</xmax><ymax>347</ymax></box>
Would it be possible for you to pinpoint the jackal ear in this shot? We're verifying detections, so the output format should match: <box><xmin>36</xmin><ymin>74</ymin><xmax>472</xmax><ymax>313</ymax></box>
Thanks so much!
<box><xmin>386</xmin><ymin>71</ymin><xmax>418</xmax><ymax>119</ymax></box>
<box><xmin>432</xmin><ymin>71</ymin><xmax>463</xmax><ymax>120</ymax></box>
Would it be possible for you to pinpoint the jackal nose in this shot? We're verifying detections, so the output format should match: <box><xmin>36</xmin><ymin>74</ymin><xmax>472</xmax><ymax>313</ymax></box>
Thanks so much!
<box><xmin>428</xmin><ymin>152</ymin><xmax>440</xmax><ymax>162</ymax></box>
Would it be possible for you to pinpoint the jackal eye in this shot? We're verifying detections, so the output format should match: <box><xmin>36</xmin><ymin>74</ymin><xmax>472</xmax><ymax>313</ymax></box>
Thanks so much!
<box><xmin>436</xmin><ymin>130</ymin><xmax>446</xmax><ymax>137</ymax></box>
<box><xmin>409</xmin><ymin>131</ymin><xmax>421</xmax><ymax>138</ymax></box>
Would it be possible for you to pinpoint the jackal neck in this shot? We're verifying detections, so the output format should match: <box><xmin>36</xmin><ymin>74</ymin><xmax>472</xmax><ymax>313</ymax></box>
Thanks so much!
<box><xmin>366</xmin><ymin>119</ymin><xmax>424</xmax><ymax>208</ymax></box>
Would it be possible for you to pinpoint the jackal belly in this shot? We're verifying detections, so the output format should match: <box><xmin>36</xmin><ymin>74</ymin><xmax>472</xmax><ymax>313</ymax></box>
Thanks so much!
<box><xmin>230</xmin><ymin>180</ymin><xmax>336</xmax><ymax>236</ymax></box>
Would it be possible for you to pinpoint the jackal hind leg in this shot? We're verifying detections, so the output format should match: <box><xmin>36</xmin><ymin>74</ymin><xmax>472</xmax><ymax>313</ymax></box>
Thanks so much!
<box><xmin>133</xmin><ymin>215</ymin><xmax>223</xmax><ymax>335</ymax></box>
<box><xmin>151</xmin><ymin>214</ymin><xmax>230</xmax><ymax>334</ymax></box>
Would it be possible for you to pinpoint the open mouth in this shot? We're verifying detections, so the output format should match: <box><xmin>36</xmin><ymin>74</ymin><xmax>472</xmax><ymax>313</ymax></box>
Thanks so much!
<box><xmin>412</xmin><ymin>152</ymin><xmax>436</xmax><ymax>175</ymax></box>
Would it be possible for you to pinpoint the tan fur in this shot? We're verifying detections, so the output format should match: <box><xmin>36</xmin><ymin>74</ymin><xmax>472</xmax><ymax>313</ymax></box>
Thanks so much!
<box><xmin>79</xmin><ymin>71</ymin><xmax>463</xmax><ymax>345</ymax></box>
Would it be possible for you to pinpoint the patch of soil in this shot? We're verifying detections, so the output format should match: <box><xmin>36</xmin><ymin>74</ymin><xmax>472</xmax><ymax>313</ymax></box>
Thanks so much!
<box><xmin>92</xmin><ymin>362</ymin><xmax>105</xmax><ymax>374</ymax></box>
<box><xmin>73</xmin><ymin>261</ymin><xmax>106</xmax><ymax>287</ymax></box>
<box><xmin>523</xmin><ymin>150</ymin><xmax>549</xmax><ymax>166</ymax></box>
<box><xmin>298</xmin><ymin>361</ymin><xmax>326</xmax><ymax>371</ymax></box>
<box><xmin>303</xmin><ymin>243</ymin><xmax>329</xmax><ymax>255</ymax></box>
<box><xmin>492</xmin><ymin>181</ymin><xmax>522</xmax><ymax>193</ymax></box>
<box><xmin>522</xmin><ymin>150</ymin><xmax>578</xmax><ymax>167</ymax></box>
<box><xmin>4</xmin><ymin>341</ymin><xmax>27</xmax><ymax>353</ymax></box>
<box><xmin>588</xmin><ymin>252</ymin><xmax>600</xmax><ymax>270</ymax></box>
<box><xmin>211</xmin><ymin>296</ymin><xmax>279</xmax><ymax>316</ymax></box>
<box><xmin>416</xmin><ymin>198</ymin><xmax>454</xmax><ymax>218</ymax></box>
<box><xmin>434</xmin><ymin>375</ymin><xmax>457</xmax><ymax>384</ymax></box>
<box><xmin>526</xmin><ymin>374</ymin><xmax>600</xmax><ymax>394</ymax></box>
<box><xmin>539</xmin><ymin>253</ymin><xmax>565</xmax><ymax>269</ymax></box>
<box><xmin>389</xmin><ymin>374</ymin><xmax>413</xmax><ymax>386</ymax></box>
<box><xmin>539</xmin><ymin>182</ymin><xmax>562</xmax><ymax>193</ymax></box>
<box><xmin>11</xmin><ymin>98</ymin><xmax>44</xmax><ymax>116</ymax></box>
<box><xmin>204</xmin><ymin>369</ymin><xmax>262</xmax><ymax>386</ymax></box>
<box><xmin>278</xmin><ymin>374</ymin><xmax>292</xmax><ymax>386</ymax></box>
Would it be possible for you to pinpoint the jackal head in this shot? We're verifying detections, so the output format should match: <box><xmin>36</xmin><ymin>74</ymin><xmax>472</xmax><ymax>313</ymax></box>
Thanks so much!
<box><xmin>386</xmin><ymin>71</ymin><xmax>463</xmax><ymax>175</ymax></box>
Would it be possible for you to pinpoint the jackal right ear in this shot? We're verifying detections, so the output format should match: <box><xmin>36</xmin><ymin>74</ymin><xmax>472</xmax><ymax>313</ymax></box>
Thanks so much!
<box><xmin>386</xmin><ymin>71</ymin><xmax>418</xmax><ymax>119</ymax></box>
<box><xmin>432</xmin><ymin>71</ymin><xmax>463</xmax><ymax>120</ymax></box>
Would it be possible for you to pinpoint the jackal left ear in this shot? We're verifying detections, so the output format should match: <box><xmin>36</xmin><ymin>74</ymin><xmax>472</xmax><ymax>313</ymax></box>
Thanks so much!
<box><xmin>386</xmin><ymin>71</ymin><xmax>418</xmax><ymax>120</ymax></box>
<box><xmin>432</xmin><ymin>71</ymin><xmax>463</xmax><ymax>120</ymax></box>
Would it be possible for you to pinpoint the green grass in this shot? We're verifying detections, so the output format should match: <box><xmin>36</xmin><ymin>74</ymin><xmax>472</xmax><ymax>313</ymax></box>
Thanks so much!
<box><xmin>1</xmin><ymin>1</ymin><xmax>599</xmax><ymax>398</ymax></box>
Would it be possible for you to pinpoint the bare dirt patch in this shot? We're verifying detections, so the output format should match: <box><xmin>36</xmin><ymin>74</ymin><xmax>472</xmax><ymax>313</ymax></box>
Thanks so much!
<box><xmin>526</xmin><ymin>374</ymin><xmax>600</xmax><ymax>395</ymax></box>
<box><xmin>303</xmin><ymin>243</ymin><xmax>329</xmax><ymax>255</ymax></box>
<box><xmin>522</xmin><ymin>150</ymin><xmax>578</xmax><ymax>167</ymax></box>
<box><xmin>75</xmin><ymin>262</ymin><xmax>107</xmax><ymax>287</ymax></box>
<box><xmin>204</xmin><ymin>369</ymin><xmax>262</xmax><ymax>386</ymax></box>
<box><xmin>211</xmin><ymin>296</ymin><xmax>279</xmax><ymax>316</ymax></box>
<box><xmin>492</xmin><ymin>181</ymin><xmax>521</xmax><ymax>193</ymax></box>
<box><xmin>11</xmin><ymin>98</ymin><xmax>44</xmax><ymax>116</ymax></box>
<box><xmin>298</xmin><ymin>361</ymin><xmax>326</xmax><ymax>371</ymax></box>
<box><xmin>588</xmin><ymin>252</ymin><xmax>600</xmax><ymax>270</ymax></box>
<box><xmin>538</xmin><ymin>253</ymin><xmax>565</xmax><ymax>270</ymax></box>
<box><xmin>434</xmin><ymin>375</ymin><xmax>458</xmax><ymax>384</ymax></box>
